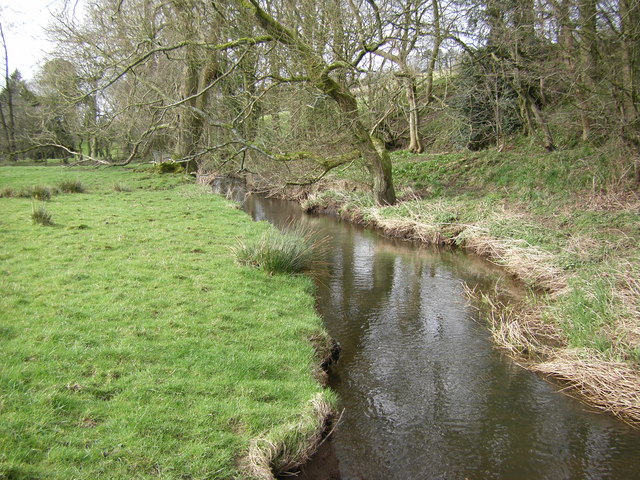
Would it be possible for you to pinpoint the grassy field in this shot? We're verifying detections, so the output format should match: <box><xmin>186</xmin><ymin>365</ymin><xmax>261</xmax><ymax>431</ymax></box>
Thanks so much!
<box><xmin>301</xmin><ymin>141</ymin><xmax>640</xmax><ymax>422</ymax></box>
<box><xmin>0</xmin><ymin>164</ymin><xmax>331</xmax><ymax>479</ymax></box>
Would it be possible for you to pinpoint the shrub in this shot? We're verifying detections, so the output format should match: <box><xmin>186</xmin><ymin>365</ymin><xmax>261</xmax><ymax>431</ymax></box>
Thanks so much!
<box><xmin>58</xmin><ymin>179</ymin><xmax>86</xmax><ymax>193</ymax></box>
<box><xmin>233</xmin><ymin>224</ymin><xmax>326</xmax><ymax>274</ymax></box>
<box><xmin>31</xmin><ymin>203</ymin><xmax>54</xmax><ymax>226</ymax></box>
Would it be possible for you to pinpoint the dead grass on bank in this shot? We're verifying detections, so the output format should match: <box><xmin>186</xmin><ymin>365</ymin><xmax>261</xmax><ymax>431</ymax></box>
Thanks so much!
<box><xmin>463</xmin><ymin>284</ymin><xmax>565</xmax><ymax>357</ymax></box>
<box><xmin>371</xmin><ymin>210</ymin><xmax>568</xmax><ymax>294</ymax></box>
<box><xmin>534</xmin><ymin>354</ymin><xmax>640</xmax><ymax>426</ymax></box>
<box><xmin>243</xmin><ymin>394</ymin><xmax>334</xmax><ymax>480</ymax></box>
<box><xmin>372</xmin><ymin>215</ymin><xmax>452</xmax><ymax>245</ymax></box>
<box><xmin>465</xmin><ymin>284</ymin><xmax>640</xmax><ymax>425</ymax></box>
<box><xmin>463</xmin><ymin>234</ymin><xmax>567</xmax><ymax>293</ymax></box>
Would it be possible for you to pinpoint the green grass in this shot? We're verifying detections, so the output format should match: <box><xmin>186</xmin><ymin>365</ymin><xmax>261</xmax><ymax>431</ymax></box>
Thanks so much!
<box><xmin>0</xmin><ymin>165</ymin><xmax>329</xmax><ymax>479</ymax></box>
<box><xmin>233</xmin><ymin>224</ymin><xmax>325</xmax><ymax>274</ymax></box>
<box><xmin>390</xmin><ymin>143</ymin><xmax>630</xmax><ymax>203</ymax></box>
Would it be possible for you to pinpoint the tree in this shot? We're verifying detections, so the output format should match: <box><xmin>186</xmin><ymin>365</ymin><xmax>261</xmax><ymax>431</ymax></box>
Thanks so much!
<box><xmin>235</xmin><ymin>0</ymin><xmax>396</xmax><ymax>204</ymax></box>
<box><xmin>0</xmin><ymin>21</ymin><xmax>16</xmax><ymax>160</ymax></box>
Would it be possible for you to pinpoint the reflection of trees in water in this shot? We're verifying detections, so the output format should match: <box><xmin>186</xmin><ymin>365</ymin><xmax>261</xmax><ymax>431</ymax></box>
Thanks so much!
<box><xmin>231</xmin><ymin>187</ymin><xmax>640</xmax><ymax>480</ymax></box>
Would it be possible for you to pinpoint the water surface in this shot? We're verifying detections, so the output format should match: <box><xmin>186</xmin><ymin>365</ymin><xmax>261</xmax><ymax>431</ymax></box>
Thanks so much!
<box><xmin>215</xmin><ymin>179</ymin><xmax>640</xmax><ymax>479</ymax></box>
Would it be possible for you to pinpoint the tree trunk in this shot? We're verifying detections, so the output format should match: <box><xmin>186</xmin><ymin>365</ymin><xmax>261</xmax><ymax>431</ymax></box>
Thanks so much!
<box><xmin>0</xmin><ymin>23</ymin><xmax>16</xmax><ymax>161</ymax></box>
<box><xmin>527</xmin><ymin>95</ymin><xmax>555</xmax><ymax>151</ymax></box>
<box><xmin>577</xmin><ymin>0</ymin><xmax>598</xmax><ymax>141</ymax></box>
<box><xmin>423</xmin><ymin>0</ymin><xmax>443</xmax><ymax>107</ymax></box>
<box><xmin>405</xmin><ymin>77</ymin><xmax>423</xmax><ymax>153</ymax></box>
<box><xmin>85</xmin><ymin>89</ymin><xmax>98</xmax><ymax>157</ymax></box>
<box><xmin>238</xmin><ymin>0</ymin><xmax>396</xmax><ymax>205</ymax></box>
<box><xmin>174</xmin><ymin>46</ymin><xmax>201</xmax><ymax>173</ymax></box>
<box><xmin>620</xmin><ymin>0</ymin><xmax>640</xmax><ymax>149</ymax></box>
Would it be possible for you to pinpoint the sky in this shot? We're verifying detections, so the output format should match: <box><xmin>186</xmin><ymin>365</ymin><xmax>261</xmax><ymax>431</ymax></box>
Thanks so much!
<box><xmin>0</xmin><ymin>0</ymin><xmax>61</xmax><ymax>81</ymax></box>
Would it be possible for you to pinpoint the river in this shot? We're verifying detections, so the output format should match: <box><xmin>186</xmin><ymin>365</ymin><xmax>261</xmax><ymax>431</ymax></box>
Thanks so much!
<box><xmin>214</xmin><ymin>179</ymin><xmax>640</xmax><ymax>480</ymax></box>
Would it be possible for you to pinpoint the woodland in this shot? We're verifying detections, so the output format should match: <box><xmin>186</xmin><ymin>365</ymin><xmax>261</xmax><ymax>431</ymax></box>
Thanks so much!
<box><xmin>0</xmin><ymin>0</ymin><xmax>638</xmax><ymax>204</ymax></box>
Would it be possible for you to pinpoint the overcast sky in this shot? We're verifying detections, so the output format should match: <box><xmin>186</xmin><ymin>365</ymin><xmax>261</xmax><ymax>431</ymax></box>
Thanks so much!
<box><xmin>1</xmin><ymin>0</ymin><xmax>61</xmax><ymax>81</ymax></box>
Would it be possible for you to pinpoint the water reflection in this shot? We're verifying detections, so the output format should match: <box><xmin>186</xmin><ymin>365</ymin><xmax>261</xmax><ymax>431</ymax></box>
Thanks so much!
<box><xmin>212</xmin><ymin>178</ymin><xmax>640</xmax><ymax>480</ymax></box>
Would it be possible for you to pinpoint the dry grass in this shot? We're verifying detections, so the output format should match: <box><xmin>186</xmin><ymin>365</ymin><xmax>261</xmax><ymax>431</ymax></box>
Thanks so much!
<box><xmin>535</xmin><ymin>353</ymin><xmax>640</xmax><ymax>426</ymax></box>
<box><xmin>465</xmin><ymin>284</ymin><xmax>640</xmax><ymax>425</ymax></box>
<box><xmin>374</xmin><ymin>216</ymin><xmax>448</xmax><ymax>245</ymax></box>
<box><xmin>464</xmin><ymin>284</ymin><xmax>565</xmax><ymax>357</ymax></box>
<box><xmin>576</xmin><ymin>190</ymin><xmax>640</xmax><ymax>212</ymax></box>
<box><xmin>243</xmin><ymin>393</ymin><xmax>335</xmax><ymax>480</ymax></box>
<box><xmin>464</xmin><ymin>234</ymin><xmax>567</xmax><ymax>293</ymax></box>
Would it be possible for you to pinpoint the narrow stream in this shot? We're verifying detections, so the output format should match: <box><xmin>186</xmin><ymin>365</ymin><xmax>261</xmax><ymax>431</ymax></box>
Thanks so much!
<box><xmin>214</xmin><ymin>179</ymin><xmax>640</xmax><ymax>480</ymax></box>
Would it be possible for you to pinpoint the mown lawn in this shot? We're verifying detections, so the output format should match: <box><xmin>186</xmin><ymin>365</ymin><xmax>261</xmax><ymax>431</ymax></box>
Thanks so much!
<box><xmin>0</xmin><ymin>165</ymin><xmax>328</xmax><ymax>479</ymax></box>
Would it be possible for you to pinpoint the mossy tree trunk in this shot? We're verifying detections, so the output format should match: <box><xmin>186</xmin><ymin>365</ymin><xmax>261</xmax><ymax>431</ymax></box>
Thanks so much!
<box><xmin>236</xmin><ymin>0</ymin><xmax>396</xmax><ymax>205</ymax></box>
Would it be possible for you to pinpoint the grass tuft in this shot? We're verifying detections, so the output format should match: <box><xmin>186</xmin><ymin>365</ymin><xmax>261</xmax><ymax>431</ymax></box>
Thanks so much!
<box><xmin>112</xmin><ymin>182</ymin><xmax>132</xmax><ymax>192</ymax></box>
<box><xmin>234</xmin><ymin>224</ymin><xmax>326</xmax><ymax>274</ymax></box>
<box><xmin>28</xmin><ymin>185</ymin><xmax>53</xmax><ymax>201</ymax></box>
<box><xmin>0</xmin><ymin>186</ymin><xmax>17</xmax><ymax>197</ymax></box>
<box><xmin>58</xmin><ymin>179</ymin><xmax>86</xmax><ymax>193</ymax></box>
<box><xmin>31</xmin><ymin>202</ymin><xmax>54</xmax><ymax>226</ymax></box>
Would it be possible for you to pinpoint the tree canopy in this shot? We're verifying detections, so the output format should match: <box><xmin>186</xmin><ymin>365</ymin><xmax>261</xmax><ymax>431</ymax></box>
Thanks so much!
<box><xmin>1</xmin><ymin>0</ymin><xmax>638</xmax><ymax>201</ymax></box>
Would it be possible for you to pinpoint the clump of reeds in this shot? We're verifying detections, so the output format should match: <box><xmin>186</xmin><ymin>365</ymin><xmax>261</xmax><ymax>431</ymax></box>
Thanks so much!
<box><xmin>58</xmin><ymin>179</ymin><xmax>86</xmax><ymax>193</ymax></box>
<box><xmin>233</xmin><ymin>224</ymin><xmax>326</xmax><ymax>274</ymax></box>
<box><xmin>31</xmin><ymin>202</ymin><xmax>54</xmax><ymax>226</ymax></box>
<box><xmin>28</xmin><ymin>185</ymin><xmax>53</xmax><ymax>201</ymax></box>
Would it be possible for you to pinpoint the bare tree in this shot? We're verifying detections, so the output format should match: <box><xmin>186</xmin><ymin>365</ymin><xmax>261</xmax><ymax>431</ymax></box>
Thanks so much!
<box><xmin>0</xmin><ymin>22</ymin><xmax>16</xmax><ymax>160</ymax></box>
<box><xmin>235</xmin><ymin>0</ymin><xmax>396</xmax><ymax>204</ymax></box>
